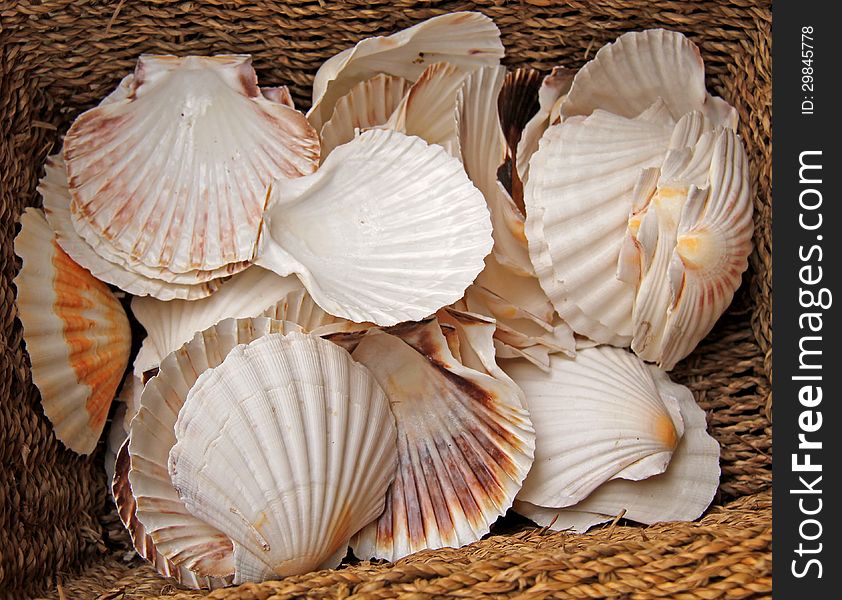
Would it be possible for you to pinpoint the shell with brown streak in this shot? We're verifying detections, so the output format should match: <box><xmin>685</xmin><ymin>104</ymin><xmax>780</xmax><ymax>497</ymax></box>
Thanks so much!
<box><xmin>64</xmin><ymin>54</ymin><xmax>319</xmax><ymax>274</ymax></box>
<box><xmin>347</xmin><ymin>319</ymin><xmax>534</xmax><ymax>562</ymax></box>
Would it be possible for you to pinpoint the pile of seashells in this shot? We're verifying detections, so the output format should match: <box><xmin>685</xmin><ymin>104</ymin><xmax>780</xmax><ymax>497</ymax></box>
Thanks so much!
<box><xmin>13</xmin><ymin>12</ymin><xmax>751</xmax><ymax>587</ymax></box>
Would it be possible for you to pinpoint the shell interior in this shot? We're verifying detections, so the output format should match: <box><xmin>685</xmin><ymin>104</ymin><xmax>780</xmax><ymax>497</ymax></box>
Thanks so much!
<box><xmin>255</xmin><ymin>128</ymin><xmax>493</xmax><ymax>326</ymax></box>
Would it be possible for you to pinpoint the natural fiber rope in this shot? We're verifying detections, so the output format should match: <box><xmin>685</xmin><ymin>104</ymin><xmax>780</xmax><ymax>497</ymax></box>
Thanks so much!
<box><xmin>1</xmin><ymin>1</ymin><xmax>771</xmax><ymax>598</ymax></box>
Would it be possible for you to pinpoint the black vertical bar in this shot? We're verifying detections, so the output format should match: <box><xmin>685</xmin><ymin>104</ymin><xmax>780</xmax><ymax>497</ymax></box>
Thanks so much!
<box><xmin>772</xmin><ymin>2</ymin><xmax>840</xmax><ymax>596</ymax></box>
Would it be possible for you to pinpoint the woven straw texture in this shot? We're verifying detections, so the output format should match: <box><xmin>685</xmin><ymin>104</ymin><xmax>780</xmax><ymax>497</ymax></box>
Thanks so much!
<box><xmin>1</xmin><ymin>1</ymin><xmax>771</xmax><ymax>599</ymax></box>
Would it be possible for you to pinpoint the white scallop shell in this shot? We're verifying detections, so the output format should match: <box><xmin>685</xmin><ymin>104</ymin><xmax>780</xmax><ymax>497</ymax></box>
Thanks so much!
<box><xmin>514</xmin><ymin>366</ymin><xmax>719</xmax><ymax>532</ymax></box>
<box><xmin>456</xmin><ymin>66</ymin><xmax>533</xmax><ymax>277</ymax></box>
<box><xmin>308</xmin><ymin>11</ymin><xmax>504</xmax><ymax>130</ymax></box>
<box><xmin>169</xmin><ymin>331</ymin><xmax>397</xmax><ymax>583</ymax></box>
<box><xmin>524</xmin><ymin>103</ymin><xmax>674</xmax><ymax>345</ymax></box>
<box><xmin>255</xmin><ymin>128</ymin><xmax>493</xmax><ymax>326</ymax></box>
<box><xmin>657</xmin><ymin>128</ymin><xmax>752</xmax><ymax>369</ymax></box>
<box><xmin>561</xmin><ymin>29</ymin><xmax>738</xmax><ymax>129</ymax></box>
<box><xmin>131</xmin><ymin>268</ymin><xmax>306</xmax><ymax>376</ymax></box>
<box><xmin>319</xmin><ymin>74</ymin><xmax>411</xmax><ymax>160</ymax></box>
<box><xmin>384</xmin><ymin>61</ymin><xmax>466</xmax><ymax>157</ymax></box>
<box><xmin>516</xmin><ymin>67</ymin><xmax>575</xmax><ymax>185</ymax></box>
<box><xmin>64</xmin><ymin>54</ymin><xmax>319</xmax><ymax>273</ymax></box>
<box><xmin>13</xmin><ymin>208</ymin><xmax>131</xmax><ymax>455</ymax></box>
<box><xmin>504</xmin><ymin>346</ymin><xmax>684</xmax><ymax>509</ymax></box>
<box><xmin>129</xmin><ymin>317</ymin><xmax>303</xmax><ymax>581</ymax></box>
<box><xmin>40</xmin><ymin>153</ymin><xmax>222</xmax><ymax>301</ymax></box>
<box><xmin>627</xmin><ymin>116</ymin><xmax>719</xmax><ymax>363</ymax></box>
<box><xmin>348</xmin><ymin>319</ymin><xmax>534</xmax><ymax>562</ymax></box>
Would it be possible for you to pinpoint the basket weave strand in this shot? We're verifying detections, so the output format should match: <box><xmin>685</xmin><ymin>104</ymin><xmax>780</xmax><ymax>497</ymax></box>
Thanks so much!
<box><xmin>0</xmin><ymin>1</ymin><xmax>771</xmax><ymax>598</ymax></box>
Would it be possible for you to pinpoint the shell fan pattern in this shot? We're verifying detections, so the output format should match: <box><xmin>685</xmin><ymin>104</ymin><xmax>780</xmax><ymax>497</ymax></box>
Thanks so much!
<box><xmin>11</xmin><ymin>14</ymin><xmax>746</xmax><ymax>588</ymax></box>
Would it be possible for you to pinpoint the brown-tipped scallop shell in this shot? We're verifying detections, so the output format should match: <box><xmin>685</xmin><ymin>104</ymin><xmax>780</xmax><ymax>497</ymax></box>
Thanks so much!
<box><xmin>347</xmin><ymin>319</ymin><xmax>534</xmax><ymax>562</ymax></box>
<box><xmin>40</xmin><ymin>152</ymin><xmax>225</xmax><ymax>301</ymax></box>
<box><xmin>113</xmin><ymin>440</ymin><xmax>233</xmax><ymax>589</ymax></box>
<box><xmin>384</xmin><ymin>61</ymin><xmax>467</xmax><ymax>158</ymax></box>
<box><xmin>64</xmin><ymin>54</ymin><xmax>319</xmax><ymax>274</ymax></box>
<box><xmin>13</xmin><ymin>208</ymin><xmax>131</xmax><ymax>455</ymax></box>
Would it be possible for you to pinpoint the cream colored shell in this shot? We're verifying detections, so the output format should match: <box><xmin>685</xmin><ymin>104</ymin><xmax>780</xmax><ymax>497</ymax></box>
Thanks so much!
<box><xmin>169</xmin><ymin>331</ymin><xmax>397</xmax><ymax>583</ymax></box>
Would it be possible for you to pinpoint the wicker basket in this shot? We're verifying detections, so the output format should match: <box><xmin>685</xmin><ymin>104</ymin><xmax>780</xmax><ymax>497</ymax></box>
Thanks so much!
<box><xmin>0</xmin><ymin>2</ymin><xmax>772</xmax><ymax>598</ymax></box>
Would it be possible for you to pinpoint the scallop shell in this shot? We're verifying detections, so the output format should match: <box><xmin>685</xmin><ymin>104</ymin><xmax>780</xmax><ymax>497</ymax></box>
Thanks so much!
<box><xmin>655</xmin><ymin>128</ymin><xmax>752</xmax><ymax>369</ymax></box>
<box><xmin>514</xmin><ymin>366</ymin><xmax>719</xmax><ymax>532</ymax></box>
<box><xmin>561</xmin><ymin>29</ymin><xmax>738</xmax><ymax>129</ymax></box>
<box><xmin>456</xmin><ymin>66</ymin><xmax>533</xmax><ymax>277</ymax></box>
<box><xmin>169</xmin><ymin>331</ymin><xmax>397</xmax><ymax>583</ymax></box>
<box><xmin>129</xmin><ymin>317</ymin><xmax>303</xmax><ymax>581</ymax></box>
<box><xmin>497</xmin><ymin>67</ymin><xmax>543</xmax><ymax>207</ymax></box>
<box><xmin>308</xmin><ymin>11</ymin><xmax>504</xmax><ymax>130</ymax></box>
<box><xmin>458</xmin><ymin>260</ymin><xmax>576</xmax><ymax>371</ymax></box>
<box><xmin>319</xmin><ymin>74</ymin><xmax>411</xmax><ymax>160</ymax></box>
<box><xmin>113</xmin><ymin>439</ymin><xmax>232</xmax><ymax>589</ymax></box>
<box><xmin>40</xmin><ymin>153</ymin><xmax>222</xmax><ymax>301</ymax></box>
<box><xmin>131</xmin><ymin>268</ymin><xmax>307</xmax><ymax>376</ymax></box>
<box><xmin>13</xmin><ymin>208</ymin><xmax>131</xmax><ymax>455</ymax></box>
<box><xmin>626</xmin><ymin>115</ymin><xmax>719</xmax><ymax>363</ymax></box>
<box><xmin>524</xmin><ymin>102</ymin><xmax>674</xmax><ymax>345</ymax></box>
<box><xmin>255</xmin><ymin>128</ymin><xmax>493</xmax><ymax>326</ymax></box>
<box><xmin>64</xmin><ymin>54</ymin><xmax>319</xmax><ymax>274</ymax></box>
<box><xmin>384</xmin><ymin>61</ymin><xmax>466</xmax><ymax>158</ymax></box>
<box><xmin>348</xmin><ymin>319</ymin><xmax>534</xmax><ymax>562</ymax></box>
<box><xmin>504</xmin><ymin>346</ymin><xmax>684</xmax><ymax>509</ymax></box>
<box><xmin>516</xmin><ymin>67</ymin><xmax>575</xmax><ymax>185</ymax></box>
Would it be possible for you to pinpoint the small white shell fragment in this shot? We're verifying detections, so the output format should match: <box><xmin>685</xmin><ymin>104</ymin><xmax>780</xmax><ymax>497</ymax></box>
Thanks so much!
<box><xmin>261</xmin><ymin>85</ymin><xmax>295</xmax><ymax>108</ymax></box>
<box><xmin>348</xmin><ymin>319</ymin><xmax>534</xmax><ymax>562</ymax></box>
<box><xmin>524</xmin><ymin>103</ymin><xmax>674</xmax><ymax>345</ymax></box>
<box><xmin>319</xmin><ymin>73</ymin><xmax>411</xmax><ymax>160</ymax></box>
<box><xmin>113</xmin><ymin>440</ymin><xmax>233</xmax><ymax>589</ymax></box>
<box><xmin>309</xmin><ymin>11</ymin><xmax>504</xmax><ymax>130</ymax></box>
<box><xmin>40</xmin><ymin>153</ymin><xmax>222</xmax><ymax>301</ymax></box>
<box><xmin>255</xmin><ymin>128</ymin><xmax>493</xmax><ymax>326</ymax></box>
<box><xmin>131</xmin><ymin>268</ymin><xmax>306</xmax><ymax>376</ymax></box>
<box><xmin>561</xmin><ymin>29</ymin><xmax>737</xmax><ymax>129</ymax></box>
<box><xmin>129</xmin><ymin>317</ymin><xmax>303</xmax><ymax>581</ymax></box>
<box><xmin>169</xmin><ymin>331</ymin><xmax>397</xmax><ymax>583</ymax></box>
<box><xmin>514</xmin><ymin>366</ymin><xmax>719</xmax><ymax>532</ymax></box>
<box><xmin>13</xmin><ymin>208</ymin><xmax>131</xmax><ymax>455</ymax></box>
<box><xmin>64</xmin><ymin>54</ymin><xmax>319</xmax><ymax>274</ymax></box>
<box><xmin>504</xmin><ymin>346</ymin><xmax>684</xmax><ymax>509</ymax></box>
<box><xmin>384</xmin><ymin>61</ymin><xmax>466</xmax><ymax>157</ymax></box>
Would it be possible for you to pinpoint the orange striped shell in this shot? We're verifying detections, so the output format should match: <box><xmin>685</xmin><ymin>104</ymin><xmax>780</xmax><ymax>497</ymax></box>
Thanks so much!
<box><xmin>14</xmin><ymin>208</ymin><xmax>131</xmax><ymax>454</ymax></box>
